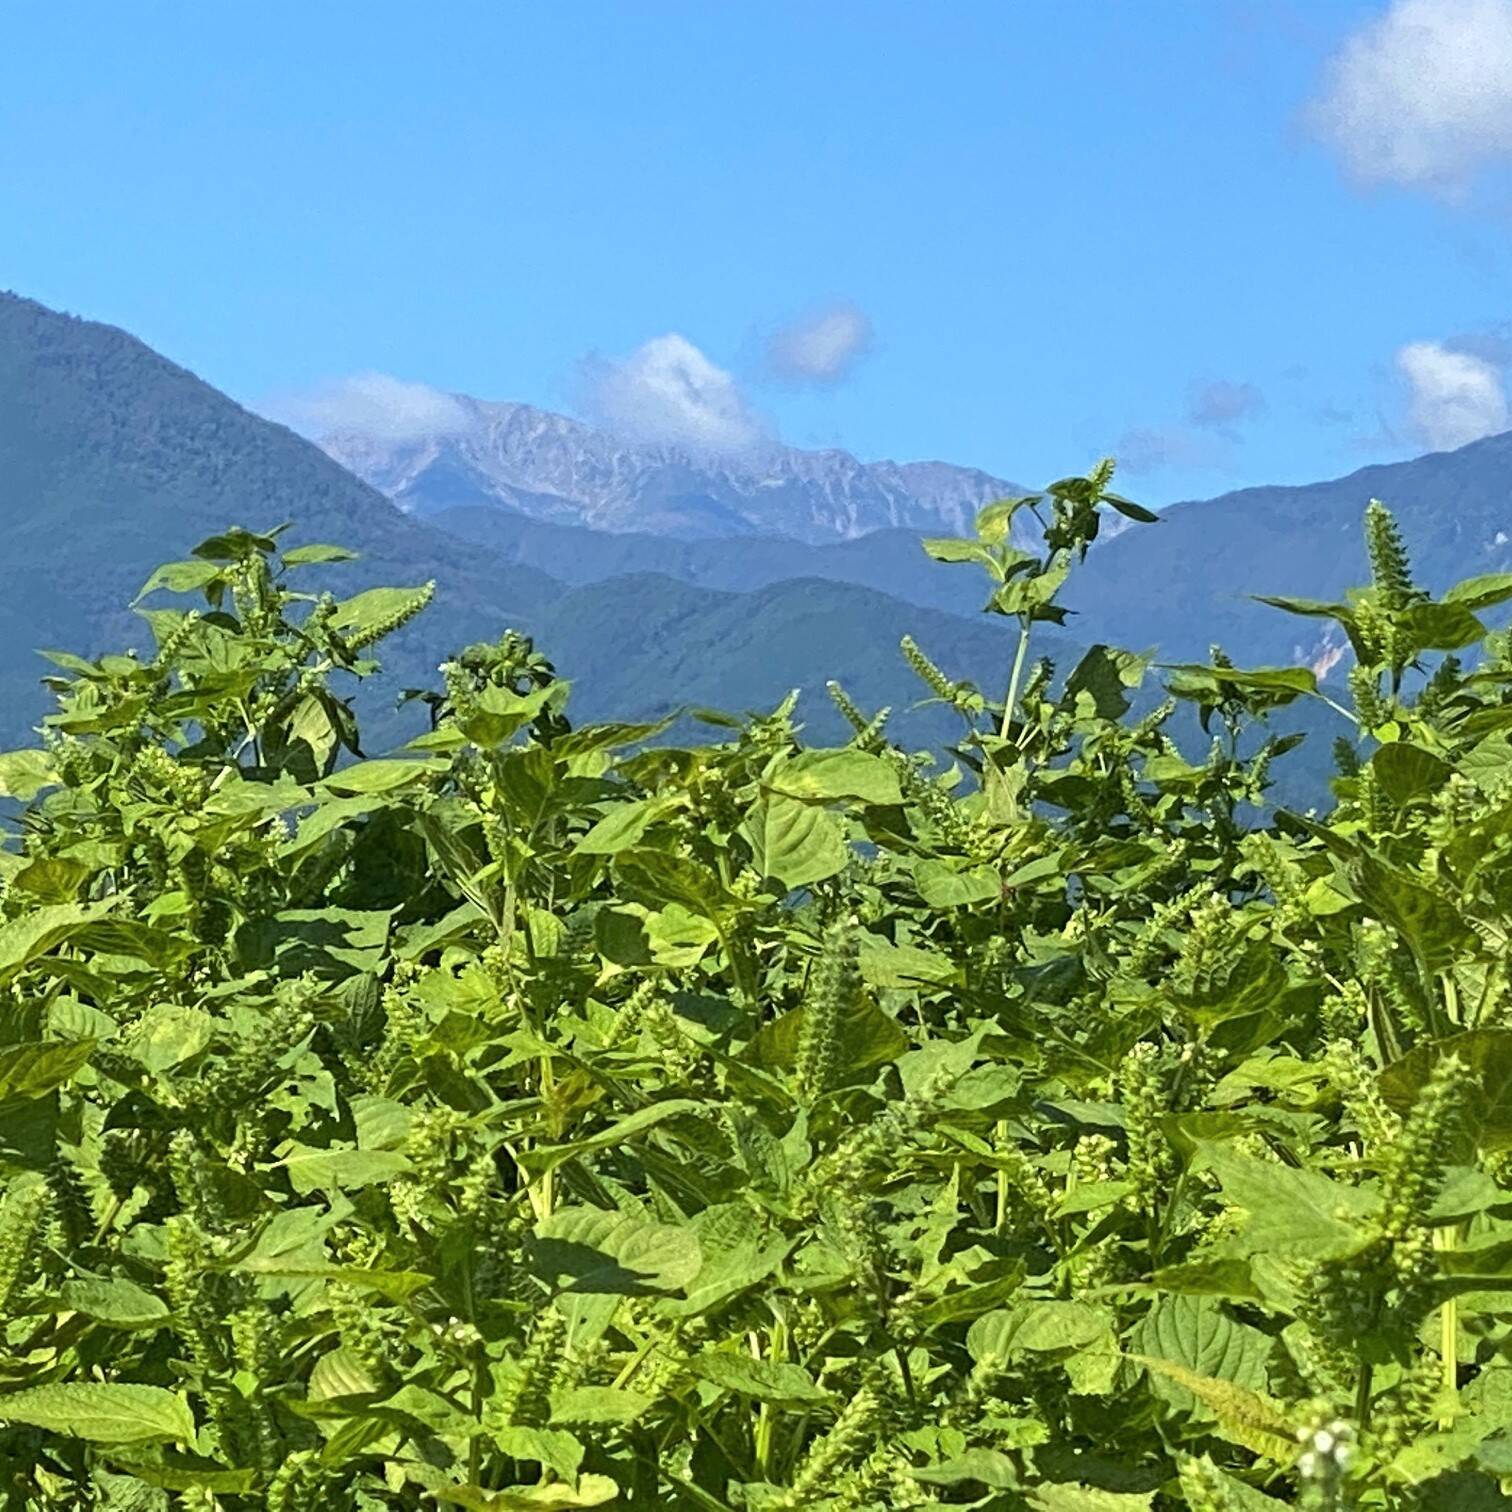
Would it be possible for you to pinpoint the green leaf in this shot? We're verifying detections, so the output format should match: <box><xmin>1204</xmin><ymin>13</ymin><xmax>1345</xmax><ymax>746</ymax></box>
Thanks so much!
<box><xmin>521</xmin><ymin>1099</ymin><xmax>705</xmax><ymax>1175</ymax></box>
<box><xmin>431</xmin><ymin>1477</ymin><xmax>619</xmax><ymax>1509</ymax></box>
<box><xmin>0</xmin><ymin>1383</ymin><xmax>195</xmax><ymax>1445</ymax></box>
<box><xmin>1372</xmin><ymin>743</ymin><xmax>1453</xmax><ymax>807</ymax></box>
<box><xmin>914</xmin><ymin>858</ymin><xmax>1000</xmax><ymax>908</ymax></box>
<box><xmin>689</xmin><ymin>1353</ymin><xmax>830</xmax><ymax>1405</ymax></box>
<box><xmin>320</xmin><ymin>758</ymin><xmax>444</xmax><ymax>795</ymax></box>
<box><xmin>575</xmin><ymin>794</ymin><xmax>683</xmax><ymax>855</ymax></box>
<box><xmin>277</xmin><ymin>1146</ymin><xmax>411</xmax><ymax>1196</ymax></box>
<box><xmin>0</xmin><ymin>900</ymin><xmax>116</xmax><ymax>986</ymax></box>
<box><xmin>742</xmin><ymin>795</ymin><xmax>850</xmax><ymax>889</ymax></box>
<box><xmin>1128</xmin><ymin>1357</ymin><xmax>1294</xmax><ymax>1461</ymax></box>
<box><xmin>529</xmin><ymin>1209</ymin><xmax>703</xmax><ymax>1294</ymax></box>
<box><xmin>857</xmin><ymin>935</ymin><xmax>960</xmax><ymax>989</ymax></box>
<box><xmin>0</xmin><ymin>1040</ymin><xmax>95</xmax><ymax>1100</ymax></box>
<box><xmin>281</xmin><ymin>543</ymin><xmax>360</xmax><ymax>565</ymax></box>
<box><xmin>549</xmin><ymin>1385</ymin><xmax>656</xmax><ymax>1427</ymax></box>
<box><xmin>1026</xmin><ymin>1489</ymin><xmax>1153</xmax><ymax>1512</ymax></box>
<box><xmin>1132</xmin><ymin>1294</ymin><xmax>1270</xmax><ymax>1419</ymax></box>
<box><xmin>58</xmin><ymin>1278</ymin><xmax>170</xmax><ymax>1329</ymax></box>
<box><xmin>911</xmin><ymin>1449</ymin><xmax>1021</xmax><ymax>1490</ymax></box>
<box><xmin>1380</xmin><ymin>1030</ymin><xmax>1512</xmax><ymax>1152</ymax></box>
<box><xmin>1199</xmin><ymin>1145</ymin><xmax>1378</xmax><ymax>1260</ymax></box>
<box><xmin>0</xmin><ymin>749</ymin><xmax>57</xmax><ymax>800</ymax></box>
<box><xmin>123</xmin><ymin>1004</ymin><xmax>214</xmax><ymax>1073</ymax></box>
<box><xmin>765</xmin><ymin>748</ymin><xmax>904</xmax><ymax>806</ymax></box>
<box><xmin>134</xmin><ymin>559</ymin><xmax>223</xmax><ymax>600</ymax></box>
<box><xmin>1403</xmin><ymin>600</ymin><xmax>1485</xmax><ymax>653</ymax></box>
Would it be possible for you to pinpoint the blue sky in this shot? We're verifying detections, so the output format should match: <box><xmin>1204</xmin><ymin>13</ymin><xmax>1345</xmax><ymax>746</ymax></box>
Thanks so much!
<box><xmin>5</xmin><ymin>0</ymin><xmax>1512</xmax><ymax>504</ymax></box>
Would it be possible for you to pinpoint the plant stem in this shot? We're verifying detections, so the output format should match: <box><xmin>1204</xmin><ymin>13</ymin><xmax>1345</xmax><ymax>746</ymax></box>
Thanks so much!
<box><xmin>1436</xmin><ymin>1224</ymin><xmax>1463</xmax><ymax>1421</ymax></box>
<box><xmin>999</xmin><ymin>620</ymin><xmax>1032</xmax><ymax>741</ymax></box>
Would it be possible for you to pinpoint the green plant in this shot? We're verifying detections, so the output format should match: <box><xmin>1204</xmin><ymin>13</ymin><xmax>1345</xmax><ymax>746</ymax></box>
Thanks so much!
<box><xmin>2</xmin><ymin>479</ymin><xmax>1512</xmax><ymax>1507</ymax></box>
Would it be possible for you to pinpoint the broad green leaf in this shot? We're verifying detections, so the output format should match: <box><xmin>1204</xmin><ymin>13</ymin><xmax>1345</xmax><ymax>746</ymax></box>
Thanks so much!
<box><xmin>765</xmin><ymin>749</ymin><xmax>904</xmax><ymax>806</ymax></box>
<box><xmin>521</xmin><ymin>1098</ymin><xmax>705</xmax><ymax>1175</ymax></box>
<box><xmin>277</xmin><ymin>1145</ymin><xmax>410</xmax><ymax>1196</ymax></box>
<box><xmin>549</xmin><ymin>1386</ymin><xmax>655</xmax><ymax>1426</ymax></box>
<box><xmin>58</xmin><ymin>1278</ymin><xmax>170</xmax><ymax>1329</ymax></box>
<box><xmin>0</xmin><ymin>749</ymin><xmax>58</xmax><ymax>800</ymax></box>
<box><xmin>431</xmin><ymin>1477</ymin><xmax>619</xmax><ymax>1509</ymax></box>
<box><xmin>575</xmin><ymin>794</ymin><xmax>683</xmax><ymax>855</ymax></box>
<box><xmin>1371</xmin><ymin>742</ymin><xmax>1452</xmax><ymax>807</ymax></box>
<box><xmin>911</xmin><ymin>1449</ymin><xmax>1021</xmax><ymax>1490</ymax></box>
<box><xmin>123</xmin><ymin>1004</ymin><xmax>214</xmax><ymax>1073</ymax></box>
<box><xmin>1132</xmin><ymin>1294</ymin><xmax>1270</xmax><ymax>1419</ymax></box>
<box><xmin>1129</xmin><ymin>1357</ymin><xmax>1294</xmax><ymax>1460</ymax></box>
<box><xmin>742</xmin><ymin>795</ymin><xmax>850</xmax><ymax>889</ymax></box>
<box><xmin>281</xmin><ymin>543</ymin><xmax>360</xmax><ymax>565</ymax></box>
<box><xmin>529</xmin><ymin>1209</ymin><xmax>703</xmax><ymax>1294</ymax></box>
<box><xmin>0</xmin><ymin>1383</ymin><xmax>195</xmax><ymax>1445</ymax></box>
<box><xmin>1381</xmin><ymin>1030</ymin><xmax>1512</xmax><ymax>1152</ymax></box>
<box><xmin>689</xmin><ymin>1353</ymin><xmax>830</xmax><ymax>1405</ymax></box>
<box><xmin>134</xmin><ymin>559</ymin><xmax>223</xmax><ymax>599</ymax></box>
<box><xmin>0</xmin><ymin>1040</ymin><xmax>95</xmax><ymax>1100</ymax></box>
<box><xmin>1199</xmin><ymin>1145</ymin><xmax>1378</xmax><ymax>1260</ymax></box>
<box><xmin>1026</xmin><ymin>1490</ymin><xmax>1153</xmax><ymax>1512</ymax></box>
<box><xmin>320</xmin><ymin>758</ymin><xmax>444</xmax><ymax>795</ymax></box>
<box><xmin>914</xmin><ymin>858</ymin><xmax>1000</xmax><ymax>908</ymax></box>
<box><xmin>858</xmin><ymin>934</ymin><xmax>959</xmax><ymax>989</ymax></box>
<box><xmin>0</xmin><ymin>900</ymin><xmax>116</xmax><ymax>986</ymax></box>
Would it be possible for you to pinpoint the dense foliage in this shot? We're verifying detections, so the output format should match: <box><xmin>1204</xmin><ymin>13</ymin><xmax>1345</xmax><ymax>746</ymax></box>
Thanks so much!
<box><xmin>6</xmin><ymin>464</ymin><xmax>1512</xmax><ymax>1508</ymax></box>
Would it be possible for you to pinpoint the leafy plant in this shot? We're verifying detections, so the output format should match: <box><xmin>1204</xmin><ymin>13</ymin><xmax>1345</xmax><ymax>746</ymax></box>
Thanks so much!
<box><xmin>1</xmin><ymin>469</ymin><xmax>1512</xmax><ymax>1508</ymax></box>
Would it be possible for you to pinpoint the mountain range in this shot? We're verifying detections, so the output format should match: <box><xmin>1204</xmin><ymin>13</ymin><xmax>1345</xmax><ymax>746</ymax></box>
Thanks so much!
<box><xmin>319</xmin><ymin>396</ymin><xmax>1028</xmax><ymax>543</ymax></box>
<box><xmin>5</xmin><ymin>287</ymin><xmax>1512</xmax><ymax>804</ymax></box>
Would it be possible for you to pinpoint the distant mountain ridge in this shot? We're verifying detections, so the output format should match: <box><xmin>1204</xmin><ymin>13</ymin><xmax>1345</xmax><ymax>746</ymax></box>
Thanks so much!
<box><xmin>0</xmin><ymin>292</ymin><xmax>1035</xmax><ymax>754</ymax></box>
<box><xmin>319</xmin><ymin>395</ymin><xmax>1029</xmax><ymax>543</ymax></box>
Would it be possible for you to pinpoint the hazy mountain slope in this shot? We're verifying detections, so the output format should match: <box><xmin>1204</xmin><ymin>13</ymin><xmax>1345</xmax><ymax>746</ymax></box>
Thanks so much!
<box><xmin>0</xmin><ymin>292</ymin><xmax>559</xmax><ymax>745</ymax></box>
<box><xmin>533</xmin><ymin>571</ymin><xmax>1074</xmax><ymax>749</ymax></box>
<box><xmin>0</xmin><ymin>293</ymin><xmax>1050</xmax><ymax>762</ymax></box>
<box><xmin>430</xmin><ymin>505</ymin><xmax>988</xmax><ymax>618</ymax></box>
<box><xmin>1063</xmin><ymin>433</ymin><xmax>1512</xmax><ymax>669</ymax></box>
<box><xmin>321</xmin><ymin>396</ymin><xmax>1028</xmax><ymax>543</ymax></box>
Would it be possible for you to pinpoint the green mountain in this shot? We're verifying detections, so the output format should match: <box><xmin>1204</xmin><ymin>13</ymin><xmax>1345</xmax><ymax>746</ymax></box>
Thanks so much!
<box><xmin>0</xmin><ymin>293</ymin><xmax>1033</xmax><ymax>754</ymax></box>
<box><xmin>531</xmin><ymin>570</ymin><xmax>1070</xmax><ymax>748</ymax></box>
<box><xmin>0</xmin><ymin>291</ymin><xmax>562</xmax><ymax>746</ymax></box>
<box><xmin>1062</xmin><ymin>436</ymin><xmax>1512</xmax><ymax>670</ymax></box>
<box><xmin>431</xmin><ymin>504</ymin><xmax>988</xmax><ymax>619</ymax></box>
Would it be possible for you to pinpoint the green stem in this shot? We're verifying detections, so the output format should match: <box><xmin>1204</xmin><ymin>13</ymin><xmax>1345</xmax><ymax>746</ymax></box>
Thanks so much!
<box><xmin>999</xmin><ymin>620</ymin><xmax>1033</xmax><ymax>741</ymax></box>
<box><xmin>1436</xmin><ymin>1224</ymin><xmax>1463</xmax><ymax>1420</ymax></box>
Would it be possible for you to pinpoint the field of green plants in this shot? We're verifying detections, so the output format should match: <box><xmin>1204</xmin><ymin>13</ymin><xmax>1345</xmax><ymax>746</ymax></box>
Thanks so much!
<box><xmin>4</xmin><ymin>462</ymin><xmax>1512</xmax><ymax>1509</ymax></box>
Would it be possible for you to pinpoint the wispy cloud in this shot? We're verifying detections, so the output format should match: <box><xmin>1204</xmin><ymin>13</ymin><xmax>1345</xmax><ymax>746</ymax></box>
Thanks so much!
<box><xmin>271</xmin><ymin>372</ymin><xmax>470</xmax><ymax>443</ymax></box>
<box><xmin>1306</xmin><ymin>0</ymin><xmax>1512</xmax><ymax>196</ymax></box>
<box><xmin>1114</xmin><ymin>425</ymin><xmax>1229</xmax><ymax>477</ymax></box>
<box><xmin>1186</xmin><ymin>379</ymin><xmax>1266</xmax><ymax>434</ymax></box>
<box><xmin>1396</xmin><ymin>338</ymin><xmax>1509</xmax><ymax>448</ymax></box>
<box><xmin>766</xmin><ymin>302</ymin><xmax>874</xmax><ymax>385</ymax></box>
<box><xmin>583</xmin><ymin>333</ymin><xmax>766</xmax><ymax>452</ymax></box>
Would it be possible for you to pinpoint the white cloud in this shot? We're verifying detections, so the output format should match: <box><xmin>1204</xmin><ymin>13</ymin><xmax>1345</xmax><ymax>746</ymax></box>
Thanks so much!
<box><xmin>767</xmin><ymin>302</ymin><xmax>874</xmax><ymax>384</ymax></box>
<box><xmin>274</xmin><ymin>372</ymin><xmax>470</xmax><ymax>442</ymax></box>
<box><xmin>1307</xmin><ymin>0</ymin><xmax>1512</xmax><ymax>194</ymax></box>
<box><xmin>584</xmin><ymin>333</ymin><xmax>764</xmax><ymax>451</ymax></box>
<box><xmin>1397</xmin><ymin>338</ymin><xmax>1509</xmax><ymax>448</ymax></box>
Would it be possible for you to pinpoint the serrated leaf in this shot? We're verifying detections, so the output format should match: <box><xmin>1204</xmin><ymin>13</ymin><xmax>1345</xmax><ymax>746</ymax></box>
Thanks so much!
<box><xmin>0</xmin><ymin>1383</ymin><xmax>195</xmax><ymax>1444</ymax></box>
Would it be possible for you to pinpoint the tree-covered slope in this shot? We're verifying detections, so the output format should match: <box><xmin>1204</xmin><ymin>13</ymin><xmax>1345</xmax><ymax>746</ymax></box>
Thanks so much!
<box><xmin>1064</xmin><ymin>432</ymin><xmax>1512</xmax><ymax>668</ymax></box>
<box><xmin>0</xmin><ymin>292</ymin><xmax>561</xmax><ymax>745</ymax></box>
<box><xmin>532</xmin><ymin>570</ymin><xmax>1077</xmax><ymax>750</ymax></box>
<box><xmin>431</xmin><ymin>505</ymin><xmax>989</xmax><ymax>618</ymax></box>
<box><xmin>0</xmin><ymin>293</ymin><xmax>1052</xmax><ymax>756</ymax></box>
